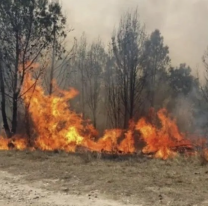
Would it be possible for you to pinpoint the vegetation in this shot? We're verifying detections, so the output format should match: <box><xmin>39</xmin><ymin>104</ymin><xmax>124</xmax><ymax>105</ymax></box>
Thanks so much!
<box><xmin>0</xmin><ymin>0</ymin><xmax>66</xmax><ymax>137</ymax></box>
<box><xmin>0</xmin><ymin>0</ymin><xmax>207</xmax><ymax>139</ymax></box>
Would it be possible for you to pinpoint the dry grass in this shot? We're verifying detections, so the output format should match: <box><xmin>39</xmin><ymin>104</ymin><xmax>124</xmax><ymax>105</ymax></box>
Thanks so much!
<box><xmin>0</xmin><ymin>150</ymin><xmax>208</xmax><ymax>205</ymax></box>
<box><xmin>198</xmin><ymin>150</ymin><xmax>208</xmax><ymax>166</ymax></box>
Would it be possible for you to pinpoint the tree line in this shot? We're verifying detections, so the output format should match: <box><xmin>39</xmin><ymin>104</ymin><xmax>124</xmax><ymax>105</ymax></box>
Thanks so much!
<box><xmin>0</xmin><ymin>0</ymin><xmax>208</xmax><ymax>139</ymax></box>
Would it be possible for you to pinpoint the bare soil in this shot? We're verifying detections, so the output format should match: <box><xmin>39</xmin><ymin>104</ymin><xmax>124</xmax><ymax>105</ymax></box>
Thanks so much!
<box><xmin>0</xmin><ymin>150</ymin><xmax>208</xmax><ymax>206</ymax></box>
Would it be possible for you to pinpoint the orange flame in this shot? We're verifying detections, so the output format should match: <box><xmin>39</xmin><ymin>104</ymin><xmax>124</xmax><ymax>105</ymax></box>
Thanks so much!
<box><xmin>0</xmin><ymin>136</ymin><xmax>27</xmax><ymax>151</ymax></box>
<box><xmin>0</xmin><ymin>65</ymin><xmax>206</xmax><ymax>159</ymax></box>
<box><xmin>23</xmin><ymin>72</ymin><xmax>89</xmax><ymax>152</ymax></box>
<box><xmin>136</xmin><ymin>108</ymin><xmax>193</xmax><ymax>159</ymax></box>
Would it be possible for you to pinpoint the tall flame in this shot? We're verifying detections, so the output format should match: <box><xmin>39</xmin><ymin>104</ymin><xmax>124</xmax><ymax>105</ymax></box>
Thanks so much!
<box><xmin>0</xmin><ymin>66</ymin><xmax>204</xmax><ymax>160</ymax></box>
<box><xmin>23</xmin><ymin>72</ymin><xmax>91</xmax><ymax>152</ymax></box>
<box><xmin>136</xmin><ymin>108</ymin><xmax>193</xmax><ymax>159</ymax></box>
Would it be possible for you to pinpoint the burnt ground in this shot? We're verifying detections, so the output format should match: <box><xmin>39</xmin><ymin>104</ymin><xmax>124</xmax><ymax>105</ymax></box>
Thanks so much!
<box><xmin>0</xmin><ymin>150</ymin><xmax>208</xmax><ymax>206</ymax></box>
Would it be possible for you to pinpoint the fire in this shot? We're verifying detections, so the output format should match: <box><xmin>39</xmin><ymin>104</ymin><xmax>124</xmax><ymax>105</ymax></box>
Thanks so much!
<box><xmin>23</xmin><ymin>72</ymin><xmax>88</xmax><ymax>152</ymax></box>
<box><xmin>136</xmin><ymin>109</ymin><xmax>193</xmax><ymax>159</ymax></box>
<box><xmin>0</xmin><ymin>65</ymin><xmax>206</xmax><ymax>159</ymax></box>
<box><xmin>0</xmin><ymin>136</ymin><xmax>27</xmax><ymax>151</ymax></box>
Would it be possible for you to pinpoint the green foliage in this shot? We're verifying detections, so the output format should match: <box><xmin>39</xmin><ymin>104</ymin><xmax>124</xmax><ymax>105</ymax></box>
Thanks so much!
<box><xmin>169</xmin><ymin>64</ymin><xmax>198</xmax><ymax>97</ymax></box>
<box><xmin>0</xmin><ymin>3</ymin><xmax>206</xmax><ymax>135</ymax></box>
<box><xmin>0</xmin><ymin>0</ymin><xmax>66</xmax><ymax>64</ymax></box>
<box><xmin>141</xmin><ymin>29</ymin><xmax>170</xmax><ymax>109</ymax></box>
<box><xmin>142</xmin><ymin>29</ymin><xmax>170</xmax><ymax>71</ymax></box>
<box><xmin>111</xmin><ymin>9</ymin><xmax>146</xmax><ymax>128</ymax></box>
<box><xmin>0</xmin><ymin>0</ymin><xmax>67</xmax><ymax>136</ymax></box>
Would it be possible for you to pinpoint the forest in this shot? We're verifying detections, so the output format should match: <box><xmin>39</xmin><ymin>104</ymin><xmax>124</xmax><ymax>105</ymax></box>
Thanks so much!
<box><xmin>0</xmin><ymin>0</ymin><xmax>208</xmax><ymax>159</ymax></box>
<box><xmin>1</xmin><ymin>1</ymin><xmax>208</xmax><ymax>205</ymax></box>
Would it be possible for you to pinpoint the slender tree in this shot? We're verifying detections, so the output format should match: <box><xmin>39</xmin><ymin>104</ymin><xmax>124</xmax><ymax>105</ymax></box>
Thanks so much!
<box><xmin>111</xmin><ymin>9</ymin><xmax>146</xmax><ymax>128</ymax></box>
<box><xmin>0</xmin><ymin>0</ymin><xmax>66</xmax><ymax>137</ymax></box>
<box><xmin>141</xmin><ymin>29</ymin><xmax>170</xmax><ymax>108</ymax></box>
<box><xmin>104</xmin><ymin>46</ymin><xmax>122</xmax><ymax>128</ymax></box>
<box><xmin>85</xmin><ymin>39</ymin><xmax>106</xmax><ymax>128</ymax></box>
<box><xmin>73</xmin><ymin>34</ymin><xmax>88</xmax><ymax>117</ymax></box>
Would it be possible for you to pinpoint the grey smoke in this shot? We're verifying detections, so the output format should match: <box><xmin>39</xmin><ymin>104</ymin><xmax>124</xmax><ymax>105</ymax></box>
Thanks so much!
<box><xmin>62</xmin><ymin>0</ymin><xmax>208</xmax><ymax>80</ymax></box>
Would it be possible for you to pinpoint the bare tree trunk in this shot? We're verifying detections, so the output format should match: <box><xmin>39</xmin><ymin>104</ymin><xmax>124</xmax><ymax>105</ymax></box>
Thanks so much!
<box><xmin>49</xmin><ymin>24</ymin><xmax>56</xmax><ymax>95</ymax></box>
<box><xmin>0</xmin><ymin>53</ymin><xmax>12</xmax><ymax>138</ymax></box>
<box><xmin>93</xmin><ymin>111</ymin><xmax>97</xmax><ymax>128</ymax></box>
<box><xmin>11</xmin><ymin>33</ymin><xmax>20</xmax><ymax>135</ymax></box>
<box><xmin>129</xmin><ymin>67</ymin><xmax>136</xmax><ymax>120</ymax></box>
<box><xmin>11</xmin><ymin>93</ymin><xmax>18</xmax><ymax>135</ymax></box>
<box><xmin>81</xmin><ymin>69</ymin><xmax>85</xmax><ymax>118</ymax></box>
<box><xmin>25</xmin><ymin>105</ymin><xmax>33</xmax><ymax>147</ymax></box>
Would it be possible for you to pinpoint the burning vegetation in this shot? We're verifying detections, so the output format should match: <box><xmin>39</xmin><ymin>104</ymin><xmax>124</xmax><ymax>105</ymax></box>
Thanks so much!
<box><xmin>0</xmin><ymin>0</ymin><xmax>208</xmax><ymax>161</ymax></box>
<box><xmin>0</xmin><ymin>70</ymin><xmax>205</xmax><ymax>160</ymax></box>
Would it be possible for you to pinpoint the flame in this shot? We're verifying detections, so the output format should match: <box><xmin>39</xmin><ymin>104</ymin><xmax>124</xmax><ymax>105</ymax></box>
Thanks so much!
<box><xmin>0</xmin><ymin>64</ymin><xmax>206</xmax><ymax>160</ymax></box>
<box><xmin>0</xmin><ymin>136</ymin><xmax>27</xmax><ymax>150</ymax></box>
<box><xmin>23</xmin><ymin>72</ymin><xmax>88</xmax><ymax>152</ymax></box>
<box><xmin>136</xmin><ymin>108</ymin><xmax>193</xmax><ymax>159</ymax></box>
<box><xmin>118</xmin><ymin>121</ymin><xmax>136</xmax><ymax>153</ymax></box>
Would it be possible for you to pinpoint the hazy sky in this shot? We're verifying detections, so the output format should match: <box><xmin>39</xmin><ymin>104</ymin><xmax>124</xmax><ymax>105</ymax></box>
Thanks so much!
<box><xmin>61</xmin><ymin>0</ymin><xmax>208</xmax><ymax>76</ymax></box>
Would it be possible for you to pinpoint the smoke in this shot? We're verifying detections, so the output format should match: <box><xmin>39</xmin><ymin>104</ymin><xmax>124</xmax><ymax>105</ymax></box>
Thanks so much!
<box><xmin>62</xmin><ymin>0</ymin><xmax>208</xmax><ymax>79</ymax></box>
<box><xmin>171</xmin><ymin>86</ymin><xmax>208</xmax><ymax>135</ymax></box>
<box><xmin>59</xmin><ymin>0</ymin><xmax>208</xmax><ymax>133</ymax></box>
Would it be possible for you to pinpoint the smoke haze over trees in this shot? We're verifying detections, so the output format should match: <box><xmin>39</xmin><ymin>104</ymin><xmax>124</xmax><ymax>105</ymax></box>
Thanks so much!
<box><xmin>62</xmin><ymin>0</ymin><xmax>208</xmax><ymax>74</ymax></box>
<box><xmin>0</xmin><ymin>0</ymin><xmax>208</xmax><ymax>139</ymax></box>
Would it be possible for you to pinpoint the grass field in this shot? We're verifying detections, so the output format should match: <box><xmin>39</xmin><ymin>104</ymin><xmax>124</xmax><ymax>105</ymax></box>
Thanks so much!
<box><xmin>0</xmin><ymin>150</ymin><xmax>208</xmax><ymax>206</ymax></box>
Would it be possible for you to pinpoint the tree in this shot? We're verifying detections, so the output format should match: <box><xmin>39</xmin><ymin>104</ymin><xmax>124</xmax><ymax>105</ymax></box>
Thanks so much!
<box><xmin>42</xmin><ymin>35</ymin><xmax>76</xmax><ymax>94</ymax></box>
<box><xmin>0</xmin><ymin>0</ymin><xmax>66</xmax><ymax>137</ymax></box>
<box><xmin>104</xmin><ymin>46</ymin><xmax>122</xmax><ymax>128</ymax></box>
<box><xmin>65</xmin><ymin>37</ymin><xmax>107</xmax><ymax>130</ymax></box>
<box><xmin>67</xmin><ymin>34</ymin><xmax>88</xmax><ymax>118</ymax></box>
<box><xmin>141</xmin><ymin>29</ymin><xmax>170</xmax><ymax>108</ymax></box>
<box><xmin>169</xmin><ymin>64</ymin><xmax>198</xmax><ymax>98</ymax></box>
<box><xmin>85</xmin><ymin>39</ymin><xmax>106</xmax><ymax>128</ymax></box>
<box><xmin>111</xmin><ymin>9</ymin><xmax>146</xmax><ymax>128</ymax></box>
<box><xmin>45</xmin><ymin>2</ymin><xmax>74</xmax><ymax>95</ymax></box>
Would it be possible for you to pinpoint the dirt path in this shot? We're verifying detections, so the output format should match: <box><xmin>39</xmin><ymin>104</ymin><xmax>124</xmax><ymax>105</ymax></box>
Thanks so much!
<box><xmin>1</xmin><ymin>151</ymin><xmax>208</xmax><ymax>206</ymax></box>
<box><xmin>0</xmin><ymin>170</ymin><xmax>140</xmax><ymax>206</ymax></box>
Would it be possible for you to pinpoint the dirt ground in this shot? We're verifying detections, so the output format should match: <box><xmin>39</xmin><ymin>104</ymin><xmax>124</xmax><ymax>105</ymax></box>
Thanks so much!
<box><xmin>0</xmin><ymin>151</ymin><xmax>208</xmax><ymax>206</ymax></box>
